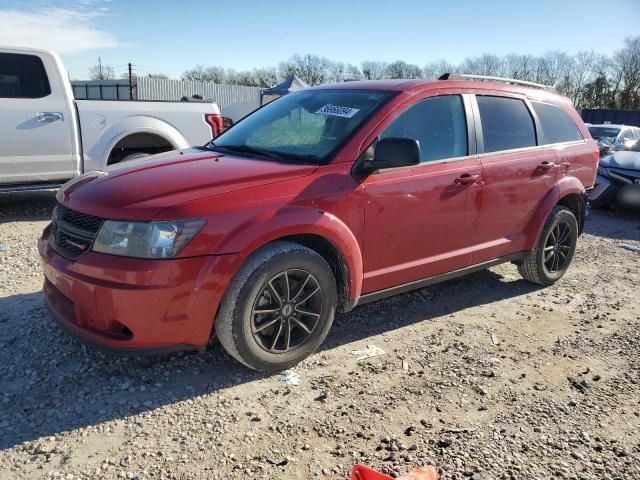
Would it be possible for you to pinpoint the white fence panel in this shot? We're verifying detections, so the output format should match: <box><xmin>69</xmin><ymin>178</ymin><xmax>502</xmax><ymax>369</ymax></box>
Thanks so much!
<box><xmin>137</xmin><ymin>78</ymin><xmax>262</xmax><ymax>122</ymax></box>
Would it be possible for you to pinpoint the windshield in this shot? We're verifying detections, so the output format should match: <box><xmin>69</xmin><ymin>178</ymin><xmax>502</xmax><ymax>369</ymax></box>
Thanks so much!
<box><xmin>588</xmin><ymin>126</ymin><xmax>621</xmax><ymax>140</ymax></box>
<box><xmin>207</xmin><ymin>90</ymin><xmax>394</xmax><ymax>164</ymax></box>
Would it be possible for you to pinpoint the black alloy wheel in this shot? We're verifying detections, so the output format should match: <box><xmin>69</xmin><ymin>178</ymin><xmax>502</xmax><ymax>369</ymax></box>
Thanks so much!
<box><xmin>543</xmin><ymin>221</ymin><xmax>573</xmax><ymax>273</ymax></box>
<box><xmin>251</xmin><ymin>269</ymin><xmax>323</xmax><ymax>353</ymax></box>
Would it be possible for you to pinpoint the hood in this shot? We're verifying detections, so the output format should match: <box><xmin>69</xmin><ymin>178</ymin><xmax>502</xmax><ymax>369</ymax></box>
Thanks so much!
<box><xmin>58</xmin><ymin>148</ymin><xmax>317</xmax><ymax>219</ymax></box>
<box><xmin>599</xmin><ymin>151</ymin><xmax>640</xmax><ymax>171</ymax></box>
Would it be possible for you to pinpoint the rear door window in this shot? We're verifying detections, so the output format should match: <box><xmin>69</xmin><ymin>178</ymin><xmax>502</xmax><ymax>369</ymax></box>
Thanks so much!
<box><xmin>381</xmin><ymin>95</ymin><xmax>468</xmax><ymax>162</ymax></box>
<box><xmin>531</xmin><ymin>101</ymin><xmax>583</xmax><ymax>144</ymax></box>
<box><xmin>476</xmin><ymin>96</ymin><xmax>536</xmax><ymax>152</ymax></box>
<box><xmin>0</xmin><ymin>53</ymin><xmax>51</xmax><ymax>98</ymax></box>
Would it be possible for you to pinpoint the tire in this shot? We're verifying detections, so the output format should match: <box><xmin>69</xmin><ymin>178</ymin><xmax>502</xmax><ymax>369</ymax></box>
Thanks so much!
<box><xmin>120</xmin><ymin>152</ymin><xmax>151</xmax><ymax>162</ymax></box>
<box><xmin>518</xmin><ymin>206</ymin><xmax>579</xmax><ymax>286</ymax></box>
<box><xmin>215</xmin><ymin>241</ymin><xmax>337</xmax><ymax>372</ymax></box>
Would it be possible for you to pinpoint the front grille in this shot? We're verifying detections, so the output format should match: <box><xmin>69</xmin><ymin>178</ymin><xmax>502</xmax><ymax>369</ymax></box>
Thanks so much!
<box><xmin>50</xmin><ymin>204</ymin><xmax>104</xmax><ymax>260</ymax></box>
<box><xmin>57</xmin><ymin>204</ymin><xmax>103</xmax><ymax>234</ymax></box>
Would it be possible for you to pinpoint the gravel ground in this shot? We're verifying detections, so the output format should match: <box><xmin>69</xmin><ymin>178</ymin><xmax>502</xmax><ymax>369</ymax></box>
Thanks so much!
<box><xmin>0</xmin><ymin>192</ymin><xmax>639</xmax><ymax>480</ymax></box>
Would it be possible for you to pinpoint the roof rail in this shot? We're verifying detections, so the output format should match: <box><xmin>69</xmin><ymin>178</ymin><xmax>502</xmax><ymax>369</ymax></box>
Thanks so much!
<box><xmin>438</xmin><ymin>73</ymin><xmax>556</xmax><ymax>92</ymax></box>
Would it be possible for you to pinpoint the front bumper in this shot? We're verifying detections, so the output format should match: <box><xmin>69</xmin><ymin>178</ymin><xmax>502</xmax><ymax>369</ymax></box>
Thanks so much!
<box><xmin>38</xmin><ymin>226</ymin><xmax>239</xmax><ymax>353</ymax></box>
<box><xmin>588</xmin><ymin>174</ymin><xmax>613</xmax><ymax>203</ymax></box>
<box><xmin>588</xmin><ymin>173</ymin><xmax>640</xmax><ymax>208</ymax></box>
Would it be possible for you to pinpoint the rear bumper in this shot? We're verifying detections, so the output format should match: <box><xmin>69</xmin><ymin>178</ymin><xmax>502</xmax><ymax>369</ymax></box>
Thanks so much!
<box><xmin>38</xmin><ymin>227</ymin><xmax>239</xmax><ymax>353</ymax></box>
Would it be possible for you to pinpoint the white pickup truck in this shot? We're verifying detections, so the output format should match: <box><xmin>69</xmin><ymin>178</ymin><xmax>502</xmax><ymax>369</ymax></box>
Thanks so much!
<box><xmin>0</xmin><ymin>46</ymin><xmax>223</xmax><ymax>192</ymax></box>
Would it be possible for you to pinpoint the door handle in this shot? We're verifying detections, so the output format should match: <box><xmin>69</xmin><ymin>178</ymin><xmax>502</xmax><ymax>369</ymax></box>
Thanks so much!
<box><xmin>37</xmin><ymin>112</ymin><xmax>64</xmax><ymax>123</ymax></box>
<box><xmin>454</xmin><ymin>173</ymin><xmax>479</xmax><ymax>185</ymax></box>
<box><xmin>538</xmin><ymin>161</ymin><xmax>556</xmax><ymax>170</ymax></box>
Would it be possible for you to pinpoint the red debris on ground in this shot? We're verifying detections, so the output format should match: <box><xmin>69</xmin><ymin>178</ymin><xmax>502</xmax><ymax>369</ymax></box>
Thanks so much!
<box><xmin>351</xmin><ymin>464</ymin><xmax>438</xmax><ymax>480</ymax></box>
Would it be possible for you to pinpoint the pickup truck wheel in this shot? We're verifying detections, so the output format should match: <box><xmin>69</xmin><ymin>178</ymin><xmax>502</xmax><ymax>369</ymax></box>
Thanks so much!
<box><xmin>120</xmin><ymin>152</ymin><xmax>151</xmax><ymax>162</ymax></box>
<box><xmin>215</xmin><ymin>241</ymin><xmax>337</xmax><ymax>372</ymax></box>
<box><xmin>518</xmin><ymin>206</ymin><xmax>578</xmax><ymax>285</ymax></box>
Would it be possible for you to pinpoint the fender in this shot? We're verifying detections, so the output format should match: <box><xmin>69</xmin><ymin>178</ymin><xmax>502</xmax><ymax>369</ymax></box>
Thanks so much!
<box><xmin>524</xmin><ymin>177</ymin><xmax>585</xmax><ymax>250</ymax></box>
<box><xmin>215</xmin><ymin>205</ymin><xmax>364</xmax><ymax>302</ymax></box>
<box><xmin>83</xmin><ymin>116</ymin><xmax>188</xmax><ymax>171</ymax></box>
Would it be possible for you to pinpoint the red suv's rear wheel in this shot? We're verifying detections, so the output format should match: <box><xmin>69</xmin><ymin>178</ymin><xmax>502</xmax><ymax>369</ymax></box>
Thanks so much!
<box><xmin>518</xmin><ymin>206</ymin><xmax>578</xmax><ymax>285</ymax></box>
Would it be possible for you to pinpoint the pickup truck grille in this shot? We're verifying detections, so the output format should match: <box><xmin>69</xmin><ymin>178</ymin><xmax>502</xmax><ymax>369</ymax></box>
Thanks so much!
<box><xmin>50</xmin><ymin>204</ymin><xmax>104</xmax><ymax>260</ymax></box>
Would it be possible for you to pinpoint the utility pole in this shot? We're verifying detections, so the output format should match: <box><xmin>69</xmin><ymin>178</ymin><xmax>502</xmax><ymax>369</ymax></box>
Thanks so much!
<box><xmin>98</xmin><ymin>57</ymin><xmax>103</xmax><ymax>79</ymax></box>
<box><xmin>128</xmin><ymin>63</ymin><xmax>134</xmax><ymax>100</ymax></box>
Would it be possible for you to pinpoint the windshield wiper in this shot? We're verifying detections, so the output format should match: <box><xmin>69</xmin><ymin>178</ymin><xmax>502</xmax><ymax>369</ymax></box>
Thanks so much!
<box><xmin>209</xmin><ymin>144</ymin><xmax>285</xmax><ymax>161</ymax></box>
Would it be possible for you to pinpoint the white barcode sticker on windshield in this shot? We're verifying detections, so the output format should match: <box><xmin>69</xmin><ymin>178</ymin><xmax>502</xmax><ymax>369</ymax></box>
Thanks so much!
<box><xmin>315</xmin><ymin>104</ymin><xmax>360</xmax><ymax>118</ymax></box>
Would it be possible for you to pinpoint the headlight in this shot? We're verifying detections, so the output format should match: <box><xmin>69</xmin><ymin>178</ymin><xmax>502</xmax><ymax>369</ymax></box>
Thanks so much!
<box><xmin>597</xmin><ymin>165</ymin><xmax>609</xmax><ymax>177</ymax></box>
<box><xmin>93</xmin><ymin>218</ymin><xmax>205</xmax><ymax>259</ymax></box>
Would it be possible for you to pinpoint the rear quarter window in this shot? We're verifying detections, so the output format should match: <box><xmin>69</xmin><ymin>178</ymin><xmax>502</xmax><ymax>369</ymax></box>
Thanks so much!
<box><xmin>0</xmin><ymin>53</ymin><xmax>51</xmax><ymax>99</ymax></box>
<box><xmin>531</xmin><ymin>102</ymin><xmax>583</xmax><ymax>144</ymax></box>
<box><xmin>476</xmin><ymin>96</ymin><xmax>536</xmax><ymax>153</ymax></box>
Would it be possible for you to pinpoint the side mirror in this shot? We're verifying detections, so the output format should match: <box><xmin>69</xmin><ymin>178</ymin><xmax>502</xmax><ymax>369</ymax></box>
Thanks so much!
<box><xmin>363</xmin><ymin>137</ymin><xmax>420</xmax><ymax>172</ymax></box>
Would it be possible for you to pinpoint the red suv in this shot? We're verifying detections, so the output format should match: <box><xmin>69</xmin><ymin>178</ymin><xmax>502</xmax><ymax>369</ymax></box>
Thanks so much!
<box><xmin>39</xmin><ymin>75</ymin><xmax>598</xmax><ymax>371</ymax></box>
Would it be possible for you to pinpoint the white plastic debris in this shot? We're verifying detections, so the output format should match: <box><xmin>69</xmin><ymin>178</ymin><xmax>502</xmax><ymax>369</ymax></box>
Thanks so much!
<box><xmin>276</xmin><ymin>369</ymin><xmax>300</xmax><ymax>386</ymax></box>
<box><xmin>620</xmin><ymin>243</ymin><xmax>640</xmax><ymax>254</ymax></box>
<box><xmin>0</xmin><ymin>243</ymin><xmax>7</xmax><ymax>252</ymax></box>
<box><xmin>351</xmin><ymin>344</ymin><xmax>386</xmax><ymax>360</ymax></box>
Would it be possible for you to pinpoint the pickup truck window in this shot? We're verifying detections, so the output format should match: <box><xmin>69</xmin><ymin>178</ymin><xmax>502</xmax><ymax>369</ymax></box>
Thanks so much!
<box><xmin>0</xmin><ymin>53</ymin><xmax>51</xmax><ymax>99</ymax></box>
<box><xmin>210</xmin><ymin>90</ymin><xmax>394</xmax><ymax>164</ymax></box>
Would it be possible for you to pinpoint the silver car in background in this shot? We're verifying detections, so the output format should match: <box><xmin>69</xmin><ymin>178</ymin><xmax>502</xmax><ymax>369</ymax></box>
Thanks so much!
<box><xmin>588</xmin><ymin>124</ymin><xmax>640</xmax><ymax>158</ymax></box>
<box><xmin>589</xmin><ymin>140</ymin><xmax>640</xmax><ymax>209</ymax></box>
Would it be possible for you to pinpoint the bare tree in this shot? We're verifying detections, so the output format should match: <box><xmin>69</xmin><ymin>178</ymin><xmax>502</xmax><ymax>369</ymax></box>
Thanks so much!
<box><xmin>535</xmin><ymin>51</ymin><xmax>572</xmax><ymax>85</ymax></box>
<box><xmin>328</xmin><ymin>61</ymin><xmax>347</xmax><ymax>83</ymax></box>
<box><xmin>344</xmin><ymin>63</ymin><xmax>363</xmax><ymax>81</ymax></box>
<box><xmin>612</xmin><ymin>37</ymin><xmax>640</xmax><ymax>109</ymax></box>
<box><xmin>386</xmin><ymin>60</ymin><xmax>422</xmax><ymax>79</ymax></box>
<box><xmin>88</xmin><ymin>57</ymin><xmax>115</xmax><ymax>80</ymax></box>
<box><xmin>327</xmin><ymin>62</ymin><xmax>362</xmax><ymax>82</ymax></box>
<box><xmin>423</xmin><ymin>60</ymin><xmax>455</xmax><ymax>79</ymax></box>
<box><xmin>579</xmin><ymin>75</ymin><xmax>617</xmax><ymax>109</ymax></box>
<box><xmin>182</xmin><ymin>65</ymin><xmax>226</xmax><ymax>83</ymax></box>
<box><xmin>461</xmin><ymin>54</ymin><xmax>503</xmax><ymax>76</ymax></box>
<box><xmin>120</xmin><ymin>72</ymin><xmax>168</xmax><ymax>80</ymax></box>
<box><xmin>575</xmin><ymin>52</ymin><xmax>598</xmax><ymax>101</ymax></box>
<box><xmin>226</xmin><ymin>69</ymin><xmax>258</xmax><ymax>86</ymax></box>
<box><xmin>175</xmin><ymin>37</ymin><xmax>640</xmax><ymax>109</ymax></box>
<box><xmin>252</xmin><ymin>67</ymin><xmax>278</xmax><ymax>87</ymax></box>
<box><xmin>502</xmin><ymin>54</ymin><xmax>536</xmax><ymax>80</ymax></box>
<box><xmin>361</xmin><ymin>60</ymin><xmax>388</xmax><ymax>80</ymax></box>
<box><xmin>278</xmin><ymin>54</ymin><xmax>331</xmax><ymax>85</ymax></box>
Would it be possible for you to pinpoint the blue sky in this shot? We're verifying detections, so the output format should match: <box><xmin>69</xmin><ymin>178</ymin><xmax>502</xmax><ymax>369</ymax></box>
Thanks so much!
<box><xmin>1</xmin><ymin>0</ymin><xmax>639</xmax><ymax>79</ymax></box>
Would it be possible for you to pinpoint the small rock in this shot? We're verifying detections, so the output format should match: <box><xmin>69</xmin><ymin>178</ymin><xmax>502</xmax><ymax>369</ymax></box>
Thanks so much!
<box><xmin>438</xmin><ymin>437</ymin><xmax>454</xmax><ymax>448</ymax></box>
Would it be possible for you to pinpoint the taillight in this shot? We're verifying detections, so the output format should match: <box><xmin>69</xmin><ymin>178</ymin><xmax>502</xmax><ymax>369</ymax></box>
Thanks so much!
<box><xmin>204</xmin><ymin>113</ymin><xmax>224</xmax><ymax>139</ymax></box>
<box><xmin>593</xmin><ymin>145</ymin><xmax>600</xmax><ymax>163</ymax></box>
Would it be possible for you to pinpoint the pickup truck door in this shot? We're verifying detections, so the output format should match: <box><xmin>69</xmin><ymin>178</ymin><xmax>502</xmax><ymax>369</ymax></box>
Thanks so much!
<box><xmin>0</xmin><ymin>50</ymin><xmax>76</xmax><ymax>184</ymax></box>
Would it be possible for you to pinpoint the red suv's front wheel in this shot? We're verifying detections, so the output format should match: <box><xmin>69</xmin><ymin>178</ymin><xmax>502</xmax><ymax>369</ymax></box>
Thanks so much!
<box><xmin>215</xmin><ymin>241</ymin><xmax>337</xmax><ymax>372</ymax></box>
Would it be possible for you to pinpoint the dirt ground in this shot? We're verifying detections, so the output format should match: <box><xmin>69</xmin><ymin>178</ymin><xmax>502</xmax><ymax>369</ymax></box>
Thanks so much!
<box><xmin>0</xmin><ymin>191</ymin><xmax>639</xmax><ymax>480</ymax></box>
